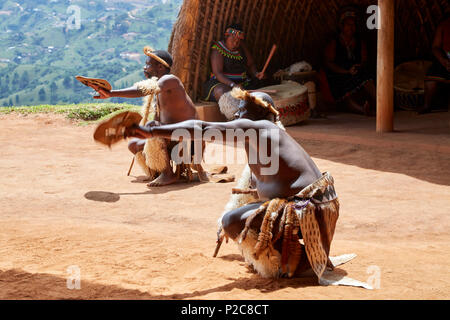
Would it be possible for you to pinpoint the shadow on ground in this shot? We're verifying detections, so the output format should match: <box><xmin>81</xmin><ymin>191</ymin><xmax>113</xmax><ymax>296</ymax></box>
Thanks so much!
<box><xmin>84</xmin><ymin>181</ymin><xmax>204</xmax><ymax>203</ymax></box>
<box><xmin>289</xmin><ymin>111</ymin><xmax>450</xmax><ymax>186</ymax></box>
<box><xmin>299</xmin><ymin>138</ymin><xmax>450</xmax><ymax>186</ymax></box>
<box><xmin>0</xmin><ymin>267</ymin><xmax>349</xmax><ymax>299</ymax></box>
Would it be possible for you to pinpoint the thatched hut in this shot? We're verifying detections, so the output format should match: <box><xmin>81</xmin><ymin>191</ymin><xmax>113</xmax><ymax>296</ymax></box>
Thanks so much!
<box><xmin>168</xmin><ymin>0</ymin><xmax>449</xmax><ymax>132</ymax></box>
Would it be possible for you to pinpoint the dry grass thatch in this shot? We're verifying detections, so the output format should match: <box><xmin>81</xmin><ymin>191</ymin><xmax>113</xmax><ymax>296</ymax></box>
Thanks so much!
<box><xmin>168</xmin><ymin>0</ymin><xmax>450</xmax><ymax>101</ymax></box>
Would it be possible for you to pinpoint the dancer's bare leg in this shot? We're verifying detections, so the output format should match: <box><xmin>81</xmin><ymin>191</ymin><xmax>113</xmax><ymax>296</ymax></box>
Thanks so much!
<box><xmin>343</xmin><ymin>95</ymin><xmax>367</xmax><ymax>115</ymax></box>
<box><xmin>362</xmin><ymin>80</ymin><xmax>377</xmax><ymax>112</ymax></box>
<box><xmin>419</xmin><ymin>81</ymin><xmax>438</xmax><ymax>114</ymax></box>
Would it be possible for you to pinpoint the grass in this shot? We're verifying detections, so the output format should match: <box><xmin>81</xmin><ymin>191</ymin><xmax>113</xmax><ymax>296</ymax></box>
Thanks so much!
<box><xmin>0</xmin><ymin>103</ymin><xmax>141</xmax><ymax>124</ymax></box>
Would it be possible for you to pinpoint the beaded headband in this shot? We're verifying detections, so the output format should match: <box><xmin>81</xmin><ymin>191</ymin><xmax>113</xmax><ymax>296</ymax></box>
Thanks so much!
<box><xmin>340</xmin><ymin>11</ymin><xmax>357</xmax><ymax>24</ymax></box>
<box><xmin>225</xmin><ymin>28</ymin><xmax>245</xmax><ymax>40</ymax></box>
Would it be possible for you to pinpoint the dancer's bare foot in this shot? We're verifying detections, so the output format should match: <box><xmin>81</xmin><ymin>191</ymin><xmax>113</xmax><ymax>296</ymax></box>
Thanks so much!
<box><xmin>147</xmin><ymin>171</ymin><xmax>177</xmax><ymax>187</ymax></box>
<box><xmin>417</xmin><ymin>105</ymin><xmax>432</xmax><ymax>114</ymax></box>
<box><xmin>192</xmin><ymin>164</ymin><xmax>209</xmax><ymax>182</ymax></box>
<box><xmin>197</xmin><ymin>171</ymin><xmax>209</xmax><ymax>182</ymax></box>
<box><xmin>141</xmin><ymin>175</ymin><xmax>155</xmax><ymax>182</ymax></box>
<box><xmin>344</xmin><ymin>96</ymin><xmax>371</xmax><ymax>116</ymax></box>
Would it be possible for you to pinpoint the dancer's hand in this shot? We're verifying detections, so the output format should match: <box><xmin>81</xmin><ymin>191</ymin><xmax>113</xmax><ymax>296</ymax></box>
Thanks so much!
<box><xmin>144</xmin><ymin>120</ymin><xmax>160</xmax><ymax>128</ymax></box>
<box><xmin>349</xmin><ymin>64</ymin><xmax>360</xmax><ymax>76</ymax></box>
<box><xmin>90</xmin><ymin>84</ymin><xmax>111</xmax><ymax>99</ymax></box>
<box><xmin>124</xmin><ymin>124</ymin><xmax>139</xmax><ymax>139</ymax></box>
<box><xmin>255</xmin><ymin>71</ymin><xmax>265</xmax><ymax>80</ymax></box>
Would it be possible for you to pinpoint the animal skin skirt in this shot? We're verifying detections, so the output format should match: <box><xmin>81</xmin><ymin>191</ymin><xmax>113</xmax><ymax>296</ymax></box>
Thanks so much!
<box><xmin>237</xmin><ymin>172</ymin><xmax>339</xmax><ymax>281</ymax></box>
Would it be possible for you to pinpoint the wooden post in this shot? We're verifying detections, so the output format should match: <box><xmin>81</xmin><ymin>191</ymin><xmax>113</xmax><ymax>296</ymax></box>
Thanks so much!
<box><xmin>376</xmin><ymin>0</ymin><xmax>395</xmax><ymax>133</ymax></box>
<box><xmin>169</xmin><ymin>1</ymin><xmax>201</xmax><ymax>95</ymax></box>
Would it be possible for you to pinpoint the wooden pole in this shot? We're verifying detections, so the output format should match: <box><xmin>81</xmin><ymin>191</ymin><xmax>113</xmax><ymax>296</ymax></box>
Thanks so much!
<box><xmin>376</xmin><ymin>0</ymin><xmax>395</xmax><ymax>133</ymax></box>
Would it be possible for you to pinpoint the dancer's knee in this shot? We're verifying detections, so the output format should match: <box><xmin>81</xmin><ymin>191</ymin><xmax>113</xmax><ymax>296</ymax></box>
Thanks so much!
<box><xmin>213</xmin><ymin>85</ymin><xmax>229</xmax><ymax>102</ymax></box>
<box><xmin>128</xmin><ymin>138</ymin><xmax>144</xmax><ymax>154</ymax></box>
<box><xmin>222</xmin><ymin>202</ymin><xmax>263</xmax><ymax>240</ymax></box>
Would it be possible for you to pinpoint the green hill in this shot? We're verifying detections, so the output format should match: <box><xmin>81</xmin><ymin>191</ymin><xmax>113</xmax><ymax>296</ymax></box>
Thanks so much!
<box><xmin>0</xmin><ymin>0</ymin><xmax>182</xmax><ymax>107</ymax></box>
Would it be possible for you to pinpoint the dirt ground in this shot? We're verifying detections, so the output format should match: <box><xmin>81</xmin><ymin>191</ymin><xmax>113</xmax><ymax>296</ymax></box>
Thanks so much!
<box><xmin>0</xmin><ymin>111</ymin><xmax>449</xmax><ymax>300</ymax></box>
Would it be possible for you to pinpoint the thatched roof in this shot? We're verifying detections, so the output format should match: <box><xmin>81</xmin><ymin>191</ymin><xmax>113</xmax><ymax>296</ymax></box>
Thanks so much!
<box><xmin>169</xmin><ymin>0</ymin><xmax>450</xmax><ymax>101</ymax></box>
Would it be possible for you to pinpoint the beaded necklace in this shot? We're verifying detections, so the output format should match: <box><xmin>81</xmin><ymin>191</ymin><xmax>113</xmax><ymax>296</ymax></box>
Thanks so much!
<box><xmin>212</xmin><ymin>41</ymin><xmax>244</xmax><ymax>61</ymax></box>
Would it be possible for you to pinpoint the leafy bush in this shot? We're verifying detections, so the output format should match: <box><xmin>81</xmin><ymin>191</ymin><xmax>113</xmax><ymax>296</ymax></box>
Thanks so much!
<box><xmin>0</xmin><ymin>103</ymin><xmax>140</xmax><ymax>122</ymax></box>
<box><xmin>65</xmin><ymin>104</ymin><xmax>136</xmax><ymax>121</ymax></box>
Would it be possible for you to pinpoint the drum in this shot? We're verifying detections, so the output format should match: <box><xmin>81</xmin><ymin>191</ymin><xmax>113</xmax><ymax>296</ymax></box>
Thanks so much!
<box><xmin>394</xmin><ymin>60</ymin><xmax>432</xmax><ymax>111</ymax></box>
<box><xmin>195</xmin><ymin>101</ymin><xmax>228</xmax><ymax>122</ymax></box>
<box><xmin>259</xmin><ymin>81</ymin><xmax>310</xmax><ymax>126</ymax></box>
<box><xmin>273</xmin><ymin>70</ymin><xmax>317</xmax><ymax>83</ymax></box>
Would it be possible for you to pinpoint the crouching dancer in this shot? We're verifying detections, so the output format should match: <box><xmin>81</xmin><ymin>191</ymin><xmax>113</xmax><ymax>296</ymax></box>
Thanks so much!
<box><xmin>122</xmin><ymin>88</ymin><xmax>339</xmax><ymax>282</ymax></box>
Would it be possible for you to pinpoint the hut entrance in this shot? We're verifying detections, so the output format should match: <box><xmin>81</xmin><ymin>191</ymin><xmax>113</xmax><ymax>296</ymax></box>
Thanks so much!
<box><xmin>168</xmin><ymin>0</ymin><xmax>449</xmax><ymax>128</ymax></box>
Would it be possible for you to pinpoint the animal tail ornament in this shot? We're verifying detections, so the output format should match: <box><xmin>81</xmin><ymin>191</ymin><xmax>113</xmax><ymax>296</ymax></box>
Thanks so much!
<box><xmin>230</xmin><ymin>87</ymin><xmax>280</xmax><ymax>120</ymax></box>
<box><xmin>135</xmin><ymin>76</ymin><xmax>160</xmax><ymax>125</ymax></box>
<box><xmin>129</xmin><ymin>77</ymin><xmax>161</xmax><ymax>178</ymax></box>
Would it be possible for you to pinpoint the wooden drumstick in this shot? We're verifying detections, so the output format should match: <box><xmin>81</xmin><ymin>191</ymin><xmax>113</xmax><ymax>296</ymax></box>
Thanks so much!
<box><xmin>231</xmin><ymin>188</ymin><xmax>259</xmax><ymax>196</ymax></box>
<box><xmin>127</xmin><ymin>156</ymin><xmax>135</xmax><ymax>176</ymax></box>
<box><xmin>247</xmin><ymin>89</ymin><xmax>278</xmax><ymax>94</ymax></box>
<box><xmin>213</xmin><ymin>234</ymin><xmax>224</xmax><ymax>257</ymax></box>
<box><xmin>261</xmin><ymin>44</ymin><xmax>277</xmax><ymax>75</ymax></box>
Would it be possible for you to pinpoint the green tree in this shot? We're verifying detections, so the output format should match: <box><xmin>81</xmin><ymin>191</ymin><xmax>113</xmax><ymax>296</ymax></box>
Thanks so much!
<box><xmin>50</xmin><ymin>82</ymin><xmax>58</xmax><ymax>94</ymax></box>
<box><xmin>0</xmin><ymin>85</ymin><xmax>8</xmax><ymax>98</ymax></box>
<box><xmin>19</xmin><ymin>71</ymin><xmax>29</xmax><ymax>90</ymax></box>
<box><xmin>12</xmin><ymin>72</ymin><xmax>19</xmax><ymax>86</ymax></box>
<box><xmin>73</xmin><ymin>78</ymin><xmax>82</xmax><ymax>91</ymax></box>
<box><xmin>38</xmin><ymin>88</ymin><xmax>46</xmax><ymax>101</ymax></box>
<box><xmin>63</xmin><ymin>76</ymin><xmax>72</xmax><ymax>88</ymax></box>
<box><xmin>32</xmin><ymin>36</ymin><xmax>44</xmax><ymax>46</ymax></box>
<box><xmin>11</xmin><ymin>31</ymin><xmax>25</xmax><ymax>42</ymax></box>
<box><xmin>50</xmin><ymin>82</ymin><xmax>58</xmax><ymax>104</ymax></box>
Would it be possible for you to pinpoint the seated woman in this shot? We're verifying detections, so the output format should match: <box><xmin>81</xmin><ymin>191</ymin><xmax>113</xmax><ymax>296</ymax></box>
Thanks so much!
<box><xmin>323</xmin><ymin>6</ymin><xmax>376</xmax><ymax>116</ymax></box>
<box><xmin>419</xmin><ymin>15</ymin><xmax>450</xmax><ymax>114</ymax></box>
<box><xmin>202</xmin><ymin>23</ymin><xmax>266</xmax><ymax>119</ymax></box>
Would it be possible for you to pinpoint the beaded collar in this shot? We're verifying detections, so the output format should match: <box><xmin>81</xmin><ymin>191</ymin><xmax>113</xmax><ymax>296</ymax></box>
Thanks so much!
<box><xmin>212</xmin><ymin>41</ymin><xmax>243</xmax><ymax>60</ymax></box>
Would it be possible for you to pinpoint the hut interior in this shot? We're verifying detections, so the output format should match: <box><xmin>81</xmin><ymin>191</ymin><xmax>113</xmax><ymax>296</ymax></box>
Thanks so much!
<box><xmin>168</xmin><ymin>0</ymin><xmax>450</xmax><ymax>108</ymax></box>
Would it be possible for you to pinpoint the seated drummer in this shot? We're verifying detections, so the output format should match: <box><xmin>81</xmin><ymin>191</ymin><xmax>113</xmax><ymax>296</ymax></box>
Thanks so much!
<box><xmin>419</xmin><ymin>15</ymin><xmax>450</xmax><ymax>114</ymax></box>
<box><xmin>202</xmin><ymin>23</ymin><xmax>267</xmax><ymax>120</ymax></box>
